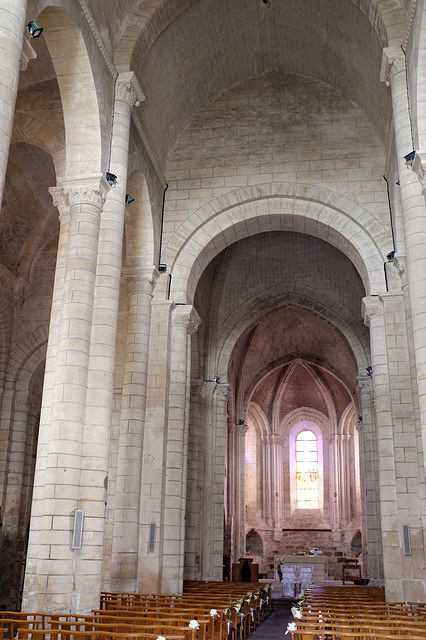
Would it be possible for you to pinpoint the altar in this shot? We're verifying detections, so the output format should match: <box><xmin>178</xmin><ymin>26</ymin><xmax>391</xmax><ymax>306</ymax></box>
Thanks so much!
<box><xmin>275</xmin><ymin>554</ymin><xmax>328</xmax><ymax>585</ymax></box>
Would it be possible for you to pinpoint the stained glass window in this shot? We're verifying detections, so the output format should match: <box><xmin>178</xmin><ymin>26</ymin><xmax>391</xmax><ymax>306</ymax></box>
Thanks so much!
<box><xmin>296</xmin><ymin>430</ymin><xmax>319</xmax><ymax>508</ymax></box>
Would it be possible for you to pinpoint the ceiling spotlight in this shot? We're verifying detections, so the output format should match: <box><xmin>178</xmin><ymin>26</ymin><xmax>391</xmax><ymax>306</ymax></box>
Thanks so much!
<box><xmin>27</xmin><ymin>21</ymin><xmax>43</xmax><ymax>38</ymax></box>
<box><xmin>366</xmin><ymin>366</ymin><xmax>373</xmax><ymax>376</ymax></box>
<box><xmin>239</xmin><ymin>419</ymin><xmax>245</xmax><ymax>425</ymax></box>
<box><xmin>404</xmin><ymin>150</ymin><xmax>416</xmax><ymax>166</ymax></box>
<box><xmin>387</xmin><ymin>250</ymin><xmax>395</xmax><ymax>261</ymax></box>
<box><xmin>125</xmin><ymin>194</ymin><xmax>135</xmax><ymax>204</ymax></box>
<box><xmin>106</xmin><ymin>172</ymin><xmax>117</xmax><ymax>186</ymax></box>
<box><xmin>213</xmin><ymin>375</ymin><xmax>220</xmax><ymax>383</ymax></box>
<box><xmin>158</xmin><ymin>264</ymin><xmax>167</xmax><ymax>273</ymax></box>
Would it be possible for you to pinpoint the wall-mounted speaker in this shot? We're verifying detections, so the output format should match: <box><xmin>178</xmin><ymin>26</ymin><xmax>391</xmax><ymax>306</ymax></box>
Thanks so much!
<box><xmin>402</xmin><ymin>524</ymin><xmax>411</xmax><ymax>555</ymax></box>
<box><xmin>148</xmin><ymin>523</ymin><xmax>156</xmax><ymax>551</ymax></box>
<box><xmin>72</xmin><ymin>509</ymin><xmax>84</xmax><ymax>549</ymax></box>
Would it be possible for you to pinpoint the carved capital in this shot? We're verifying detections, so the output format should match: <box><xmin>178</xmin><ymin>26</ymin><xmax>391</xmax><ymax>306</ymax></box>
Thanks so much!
<box><xmin>380</xmin><ymin>47</ymin><xmax>405</xmax><ymax>85</ymax></box>
<box><xmin>122</xmin><ymin>266</ymin><xmax>159</xmax><ymax>295</ymax></box>
<box><xmin>262</xmin><ymin>434</ymin><xmax>283</xmax><ymax>447</ymax></box>
<box><xmin>357</xmin><ymin>375</ymin><xmax>372</xmax><ymax>396</ymax></box>
<box><xmin>20</xmin><ymin>36</ymin><xmax>37</xmax><ymax>71</ymax></box>
<box><xmin>173</xmin><ymin>305</ymin><xmax>201</xmax><ymax>334</ymax></box>
<box><xmin>57</xmin><ymin>175</ymin><xmax>110</xmax><ymax>209</ymax></box>
<box><xmin>116</xmin><ymin>72</ymin><xmax>145</xmax><ymax>108</ymax></box>
<box><xmin>394</xmin><ymin>255</ymin><xmax>408</xmax><ymax>286</ymax></box>
<box><xmin>361</xmin><ymin>296</ymin><xmax>383</xmax><ymax>327</ymax></box>
<box><xmin>411</xmin><ymin>152</ymin><xmax>426</xmax><ymax>194</ymax></box>
<box><xmin>237</xmin><ymin>424</ymin><xmax>249</xmax><ymax>437</ymax></box>
<box><xmin>49</xmin><ymin>186</ymin><xmax>70</xmax><ymax>223</ymax></box>
<box><xmin>215</xmin><ymin>382</ymin><xmax>230</xmax><ymax>402</ymax></box>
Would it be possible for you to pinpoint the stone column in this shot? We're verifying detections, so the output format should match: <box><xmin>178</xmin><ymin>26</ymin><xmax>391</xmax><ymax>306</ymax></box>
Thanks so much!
<box><xmin>137</xmin><ymin>298</ymin><xmax>174</xmax><ymax>593</ymax></box>
<box><xmin>110</xmin><ymin>267</ymin><xmax>158</xmax><ymax>591</ymax></box>
<box><xmin>357</xmin><ymin>374</ymin><xmax>383</xmax><ymax>585</ymax></box>
<box><xmin>230</xmin><ymin>423</ymin><xmax>248</xmax><ymax>563</ymax></box>
<box><xmin>382</xmin><ymin>48</ymin><xmax>426</xmax><ymax>464</ymax></box>
<box><xmin>198</xmin><ymin>382</ymin><xmax>229</xmax><ymax>580</ymax></box>
<box><xmin>0</xmin><ymin>0</ymin><xmax>27</xmax><ymax>207</ymax></box>
<box><xmin>23</xmin><ymin>175</ymin><xmax>109</xmax><ymax>614</ymax></box>
<box><xmin>210</xmin><ymin>383</ymin><xmax>230</xmax><ymax>579</ymax></box>
<box><xmin>270</xmin><ymin>434</ymin><xmax>284</xmax><ymax>536</ymax></box>
<box><xmin>77</xmin><ymin>73</ymin><xmax>143</xmax><ymax>604</ymax></box>
<box><xmin>362</xmin><ymin>295</ymin><xmax>402</xmax><ymax>598</ymax></box>
<box><xmin>162</xmin><ymin>305</ymin><xmax>200</xmax><ymax>593</ymax></box>
<box><xmin>261</xmin><ymin>435</ymin><xmax>274</xmax><ymax>526</ymax></box>
<box><xmin>331</xmin><ymin>434</ymin><xmax>343</xmax><ymax>531</ymax></box>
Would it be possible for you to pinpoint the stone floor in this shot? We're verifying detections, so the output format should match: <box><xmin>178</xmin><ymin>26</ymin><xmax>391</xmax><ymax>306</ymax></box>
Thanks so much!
<box><xmin>248</xmin><ymin>598</ymin><xmax>293</xmax><ymax>639</ymax></box>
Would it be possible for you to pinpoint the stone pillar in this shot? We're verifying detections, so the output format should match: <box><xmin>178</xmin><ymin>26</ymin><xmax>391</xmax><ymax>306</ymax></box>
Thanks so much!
<box><xmin>362</xmin><ymin>296</ymin><xmax>402</xmax><ymax>598</ymax></box>
<box><xmin>162</xmin><ymin>305</ymin><xmax>200</xmax><ymax>593</ymax></box>
<box><xmin>354</xmin><ymin>396</ymin><xmax>382</xmax><ymax>582</ymax></box>
<box><xmin>110</xmin><ymin>267</ymin><xmax>158</xmax><ymax>591</ymax></box>
<box><xmin>137</xmin><ymin>298</ymin><xmax>174</xmax><ymax>593</ymax></box>
<box><xmin>77</xmin><ymin>72</ymin><xmax>143</xmax><ymax>603</ymax></box>
<box><xmin>230</xmin><ymin>423</ymin><xmax>248</xmax><ymax>563</ymax></box>
<box><xmin>261</xmin><ymin>435</ymin><xmax>274</xmax><ymax>526</ymax></box>
<box><xmin>198</xmin><ymin>382</ymin><xmax>229</xmax><ymax>580</ymax></box>
<box><xmin>23</xmin><ymin>175</ymin><xmax>109</xmax><ymax>613</ymax></box>
<box><xmin>210</xmin><ymin>383</ymin><xmax>229</xmax><ymax>580</ymax></box>
<box><xmin>382</xmin><ymin>48</ymin><xmax>426</xmax><ymax>466</ymax></box>
<box><xmin>0</xmin><ymin>0</ymin><xmax>27</xmax><ymax>207</ymax></box>
<box><xmin>331</xmin><ymin>434</ymin><xmax>343</xmax><ymax>531</ymax></box>
<box><xmin>270</xmin><ymin>434</ymin><xmax>284</xmax><ymax>536</ymax></box>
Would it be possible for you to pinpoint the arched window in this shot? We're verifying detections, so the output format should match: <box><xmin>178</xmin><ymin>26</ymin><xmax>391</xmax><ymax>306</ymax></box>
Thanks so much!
<box><xmin>295</xmin><ymin>430</ymin><xmax>319</xmax><ymax>508</ymax></box>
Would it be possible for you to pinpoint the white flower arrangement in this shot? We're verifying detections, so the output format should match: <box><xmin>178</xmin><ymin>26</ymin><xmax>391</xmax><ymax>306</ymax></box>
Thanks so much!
<box><xmin>291</xmin><ymin>606</ymin><xmax>302</xmax><ymax>619</ymax></box>
<box><xmin>210</xmin><ymin>608</ymin><xmax>219</xmax><ymax>618</ymax></box>
<box><xmin>285</xmin><ymin>621</ymin><xmax>297</xmax><ymax>634</ymax></box>
<box><xmin>156</xmin><ymin>637</ymin><xmax>166</xmax><ymax>640</ymax></box>
<box><xmin>189</xmin><ymin>619</ymin><xmax>200</xmax><ymax>630</ymax></box>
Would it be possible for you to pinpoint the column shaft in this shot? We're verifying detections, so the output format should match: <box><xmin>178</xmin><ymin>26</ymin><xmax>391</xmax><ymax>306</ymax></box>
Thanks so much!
<box><xmin>110</xmin><ymin>268</ymin><xmax>158</xmax><ymax>591</ymax></box>
<box><xmin>0</xmin><ymin>0</ymin><xmax>27</xmax><ymax>207</ymax></box>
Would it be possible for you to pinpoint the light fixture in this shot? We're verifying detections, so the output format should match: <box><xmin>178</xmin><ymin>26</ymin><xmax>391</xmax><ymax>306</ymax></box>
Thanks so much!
<box><xmin>239</xmin><ymin>419</ymin><xmax>245</xmax><ymax>425</ymax></box>
<box><xmin>27</xmin><ymin>21</ymin><xmax>43</xmax><ymax>38</ymax></box>
<box><xmin>387</xmin><ymin>250</ymin><xmax>395</xmax><ymax>261</ymax></box>
<box><xmin>213</xmin><ymin>375</ymin><xmax>220</xmax><ymax>383</ymax></box>
<box><xmin>366</xmin><ymin>366</ymin><xmax>373</xmax><ymax>376</ymax></box>
<box><xmin>106</xmin><ymin>172</ymin><xmax>117</xmax><ymax>186</ymax></box>
<box><xmin>158</xmin><ymin>264</ymin><xmax>167</xmax><ymax>273</ymax></box>
<box><xmin>125</xmin><ymin>194</ymin><xmax>135</xmax><ymax>204</ymax></box>
<box><xmin>396</xmin><ymin>180</ymin><xmax>400</xmax><ymax>185</ymax></box>
<box><xmin>404</xmin><ymin>150</ymin><xmax>416</xmax><ymax>166</ymax></box>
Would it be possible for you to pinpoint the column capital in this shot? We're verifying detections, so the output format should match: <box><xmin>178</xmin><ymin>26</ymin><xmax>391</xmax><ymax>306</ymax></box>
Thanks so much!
<box><xmin>215</xmin><ymin>382</ymin><xmax>230</xmax><ymax>402</ymax></box>
<box><xmin>393</xmin><ymin>254</ymin><xmax>408</xmax><ymax>287</ymax></box>
<box><xmin>361</xmin><ymin>296</ymin><xmax>383</xmax><ymax>327</ymax></box>
<box><xmin>116</xmin><ymin>72</ymin><xmax>145</xmax><ymax>108</ymax></box>
<box><xmin>411</xmin><ymin>152</ymin><xmax>426</xmax><ymax>194</ymax></box>
<box><xmin>57</xmin><ymin>174</ymin><xmax>110</xmax><ymax>209</ymax></box>
<box><xmin>122</xmin><ymin>266</ymin><xmax>159</xmax><ymax>295</ymax></box>
<box><xmin>49</xmin><ymin>186</ymin><xmax>70</xmax><ymax>222</ymax></box>
<box><xmin>261</xmin><ymin>434</ymin><xmax>283</xmax><ymax>446</ymax></box>
<box><xmin>236</xmin><ymin>424</ymin><xmax>249</xmax><ymax>437</ymax></box>
<box><xmin>172</xmin><ymin>305</ymin><xmax>201</xmax><ymax>334</ymax></box>
<box><xmin>357</xmin><ymin>375</ymin><xmax>372</xmax><ymax>395</ymax></box>
<box><xmin>380</xmin><ymin>47</ymin><xmax>405</xmax><ymax>85</ymax></box>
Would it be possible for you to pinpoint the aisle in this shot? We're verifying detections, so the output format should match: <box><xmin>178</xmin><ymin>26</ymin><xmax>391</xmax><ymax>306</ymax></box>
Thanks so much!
<box><xmin>248</xmin><ymin>598</ymin><xmax>293</xmax><ymax>639</ymax></box>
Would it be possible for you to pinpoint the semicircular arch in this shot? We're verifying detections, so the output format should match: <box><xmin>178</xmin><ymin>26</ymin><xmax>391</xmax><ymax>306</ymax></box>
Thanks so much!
<box><xmin>37</xmin><ymin>6</ymin><xmax>104</xmax><ymax>177</ymax></box>
<box><xmin>164</xmin><ymin>184</ymin><xmax>390</xmax><ymax>304</ymax></box>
